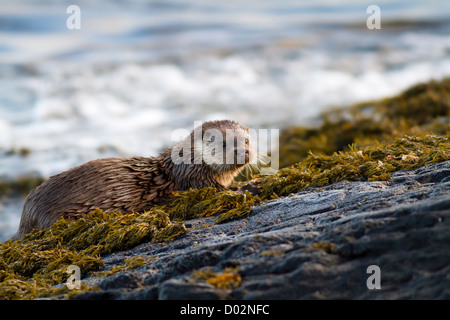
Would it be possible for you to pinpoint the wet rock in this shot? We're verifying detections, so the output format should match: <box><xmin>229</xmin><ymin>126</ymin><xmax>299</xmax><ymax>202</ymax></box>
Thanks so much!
<box><xmin>98</xmin><ymin>272</ymin><xmax>144</xmax><ymax>290</ymax></box>
<box><xmin>158</xmin><ymin>279</ymin><xmax>226</xmax><ymax>300</ymax></box>
<box><xmin>73</xmin><ymin>160</ymin><xmax>450</xmax><ymax>300</ymax></box>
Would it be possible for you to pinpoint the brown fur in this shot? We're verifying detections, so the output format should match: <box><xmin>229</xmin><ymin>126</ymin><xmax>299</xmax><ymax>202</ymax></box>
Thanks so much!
<box><xmin>12</xmin><ymin>120</ymin><xmax>254</xmax><ymax>240</ymax></box>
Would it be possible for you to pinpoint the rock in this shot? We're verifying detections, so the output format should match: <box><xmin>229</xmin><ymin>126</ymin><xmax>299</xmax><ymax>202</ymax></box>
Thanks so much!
<box><xmin>72</xmin><ymin>160</ymin><xmax>450</xmax><ymax>300</ymax></box>
<box><xmin>98</xmin><ymin>272</ymin><xmax>144</xmax><ymax>290</ymax></box>
<box><xmin>158</xmin><ymin>279</ymin><xmax>227</xmax><ymax>300</ymax></box>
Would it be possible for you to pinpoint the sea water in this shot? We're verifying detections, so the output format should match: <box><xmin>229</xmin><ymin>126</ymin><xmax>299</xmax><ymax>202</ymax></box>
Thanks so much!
<box><xmin>0</xmin><ymin>0</ymin><xmax>449</xmax><ymax>240</ymax></box>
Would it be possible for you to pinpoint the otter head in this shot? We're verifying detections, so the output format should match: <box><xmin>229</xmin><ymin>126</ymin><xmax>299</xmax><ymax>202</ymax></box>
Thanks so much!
<box><xmin>201</xmin><ymin>120</ymin><xmax>256</xmax><ymax>180</ymax></box>
<box><xmin>169</xmin><ymin>120</ymin><xmax>256</xmax><ymax>189</ymax></box>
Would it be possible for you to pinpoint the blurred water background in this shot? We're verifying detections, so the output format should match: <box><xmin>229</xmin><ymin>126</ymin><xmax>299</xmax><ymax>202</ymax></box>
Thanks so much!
<box><xmin>0</xmin><ymin>0</ymin><xmax>449</xmax><ymax>240</ymax></box>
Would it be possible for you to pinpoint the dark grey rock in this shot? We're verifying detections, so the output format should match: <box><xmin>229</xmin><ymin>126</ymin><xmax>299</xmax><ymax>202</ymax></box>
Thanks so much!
<box><xmin>124</xmin><ymin>286</ymin><xmax>159</xmax><ymax>300</ymax></box>
<box><xmin>98</xmin><ymin>272</ymin><xmax>144</xmax><ymax>290</ymax></box>
<box><xmin>158</xmin><ymin>279</ymin><xmax>226</xmax><ymax>300</ymax></box>
<box><xmin>73</xmin><ymin>160</ymin><xmax>450</xmax><ymax>300</ymax></box>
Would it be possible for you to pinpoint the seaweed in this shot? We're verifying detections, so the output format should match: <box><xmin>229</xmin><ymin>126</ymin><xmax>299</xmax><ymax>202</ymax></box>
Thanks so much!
<box><xmin>4</xmin><ymin>147</ymin><xmax>32</xmax><ymax>157</ymax></box>
<box><xmin>260</xmin><ymin>249</ymin><xmax>284</xmax><ymax>256</ymax></box>
<box><xmin>1</xmin><ymin>78</ymin><xmax>449</xmax><ymax>300</ymax></box>
<box><xmin>164</xmin><ymin>188</ymin><xmax>260</xmax><ymax>224</ymax></box>
<box><xmin>311</xmin><ymin>241</ymin><xmax>337</xmax><ymax>254</ymax></box>
<box><xmin>191</xmin><ymin>267</ymin><xmax>242</xmax><ymax>290</ymax></box>
<box><xmin>279</xmin><ymin>78</ymin><xmax>449</xmax><ymax>168</ymax></box>
<box><xmin>207</xmin><ymin>272</ymin><xmax>242</xmax><ymax>289</ymax></box>
<box><xmin>259</xmin><ymin>135</ymin><xmax>449</xmax><ymax>199</ymax></box>
<box><xmin>94</xmin><ymin>256</ymin><xmax>148</xmax><ymax>278</ymax></box>
<box><xmin>4</xmin><ymin>132</ymin><xmax>444</xmax><ymax>300</ymax></box>
<box><xmin>0</xmin><ymin>208</ymin><xmax>185</xmax><ymax>300</ymax></box>
<box><xmin>0</xmin><ymin>186</ymin><xmax>255</xmax><ymax>299</ymax></box>
<box><xmin>0</xmin><ymin>175</ymin><xmax>45</xmax><ymax>197</ymax></box>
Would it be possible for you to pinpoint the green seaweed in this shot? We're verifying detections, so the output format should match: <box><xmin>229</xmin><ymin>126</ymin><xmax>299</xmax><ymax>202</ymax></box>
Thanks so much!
<box><xmin>4</xmin><ymin>147</ymin><xmax>32</xmax><ymax>157</ymax></box>
<box><xmin>164</xmin><ymin>188</ymin><xmax>260</xmax><ymax>224</ymax></box>
<box><xmin>279</xmin><ymin>78</ymin><xmax>449</xmax><ymax>168</ymax></box>
<box><xmin>0</xmin><ymin>208</ymin><xmax>185</xmax><ymax>300</ymax></box>
<box><xmin>1</xmin><ymin>78</ymin><xmax>449</xmax><ymax>300</ymax></box>
<box><xmin>260</xmin><ymin>135</ymin><xmax>449</xmax><ymax>199</ymax></box>
<box><xmin>311</xmin><ymin>241</ymin><xmax>337</xmax><ymax>254</ymax></box>
<box><xmin>207</xmin><ymin>272</ymin><xmax>242</xmax><ymax>289</ymax></box>
<box><xmin>94</xmin><ymin>255</ymin><xmax>148</xmax><ymax>278</ymax></box>
<box><xmin>191</xmin><ymin>267</ymin><xmax>242</xmax><ymax>290</ymax></box>
<box><xmin>1</xmin><ymin>133</ymin><xmax>448</xmax><ymax>299</ymax></box>
<box><xmin>0</xmin><ymin>175</ymin><xmax>45</xmax><ymax>197</ymax></box>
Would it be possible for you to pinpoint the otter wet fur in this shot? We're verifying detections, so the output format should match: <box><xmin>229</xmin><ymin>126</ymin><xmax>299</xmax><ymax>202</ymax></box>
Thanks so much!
<box><xmin>12</xmin><ymin>120</ymin><xmax>256</xmax><ymax>240</ymax></box>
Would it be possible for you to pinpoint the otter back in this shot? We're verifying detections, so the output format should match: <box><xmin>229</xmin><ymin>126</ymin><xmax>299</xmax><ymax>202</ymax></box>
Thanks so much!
<box><xmin>12</xmin><ymin>156</ymin><xmax>172</xmax><ymax>240</ymax></box>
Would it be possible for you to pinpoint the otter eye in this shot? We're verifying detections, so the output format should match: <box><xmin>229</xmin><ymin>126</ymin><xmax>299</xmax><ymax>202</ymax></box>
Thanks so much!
<box><xmin>210</xmin><ymin>136</ymin><xmax>216</xmax><ymax>142</ymax></box>
<box><xmin>245</xmin><ymin>138</ymin><xmax>249</xmax><ymax>145</ymax></box>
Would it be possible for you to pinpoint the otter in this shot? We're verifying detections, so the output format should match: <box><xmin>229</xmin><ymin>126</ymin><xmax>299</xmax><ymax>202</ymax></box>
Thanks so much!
<box><xmin>12</xmin><ymin>120</ymin><xmax>256</xmax><ymax>240</ymax></box>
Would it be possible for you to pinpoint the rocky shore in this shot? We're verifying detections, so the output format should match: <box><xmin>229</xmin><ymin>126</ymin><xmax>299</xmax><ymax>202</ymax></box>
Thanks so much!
<box><xmin>71</xmin><ymin>160</ymin><xmax>450</xmax><ymax>300</ymax></box>
<box><xmin>1</xmin><ymin>78</ymin><xmax>448</xmax><ymax>300</ymax></box>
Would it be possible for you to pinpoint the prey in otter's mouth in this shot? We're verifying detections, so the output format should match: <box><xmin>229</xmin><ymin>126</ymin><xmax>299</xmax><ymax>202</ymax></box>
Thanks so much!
<box><xmin>12</xmin><ymin>120</ymin><xmax>257</xmax><ymax>240</ymax></box>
